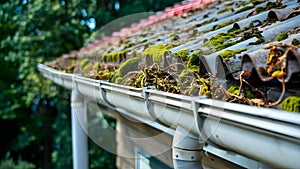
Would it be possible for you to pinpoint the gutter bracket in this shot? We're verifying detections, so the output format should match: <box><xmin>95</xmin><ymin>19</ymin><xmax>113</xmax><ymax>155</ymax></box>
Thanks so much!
<box><xmin>192</xmin><ymin>96</ymin><xmax>208</xmax><ymax>142</ymax></box>
<box><xmin>99</xmin><ymin>81</ymin><xmax>116</xmax><ymax>109</ymax></box>
<box><xmin>142</xmin><ymin>86</ymin><xmax>160</xmax><ymax>121</ymax></box>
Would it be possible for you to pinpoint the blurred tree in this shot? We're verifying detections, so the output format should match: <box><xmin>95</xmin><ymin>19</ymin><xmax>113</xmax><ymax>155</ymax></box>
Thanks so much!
<box><xmin>0</xmin><ymin>0</ymin><xmax>181</xmax><ymax>168</ymax></box>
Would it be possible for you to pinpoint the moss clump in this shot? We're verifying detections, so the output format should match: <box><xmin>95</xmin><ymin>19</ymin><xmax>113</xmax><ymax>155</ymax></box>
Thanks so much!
<box><xmin>173</xmin><ymin>49</ymin><xmax>189</xmax><ymax>61</ymax></box>
<box><xmin>102</xmin><ymin>50</ymin><xmax>129</xmax><ymax>63</ymax></box>
<box><xmin>291</xmin><ymin>39</ymin><xmax>300</xmax><ymax>46</ymax></box>
<box><xmin>227</xmin><ymin>84</ymin><xmax>254</xmax><ymax>99</ymax></box>
<box><xmin>187</xmin><ymin>51</ymin><xmax>200</xmax><ymax>67</ymax></box>
<box><xmin>248</xmin><ymin>38</ymin><xmax>265</xmax><ymax>45</ymax></box>
<box><xmin>281</xmin><ymin>96</ymin><xmax>300</xmax><ymax>113</ymax></box>
<box><xmin>79</xmin><ymin>58</ymin><xmax>90</xmax><ymax>71</ymax></box>
<box><xmin>211</xmin><ymin>20</ymin><xmax>235</xmax><ymax>31</ymax></box>
<box><xmin>275</xmin><ymin>32</ymin><xmax>288</xmax><ymax>41</ymax></box>
<box><xmin>255</xmin><ymin>1</ymin><xmax>282</xmax><ymax>14</ymax></box>
<box><xmin>111</xmin><ymin>57</ymin><xmax>139</xmax><ymax>83</ymax></box>
<box><xmin>204</xmin><ymin>32</ymin><xmax>236</xmax><ymax>51</ymax></box>
<box><xmin>142</xmin><ymin>44</ymin><xmax>175</xmax><ymax>63</ymax></box>
<box><xmin>219</xmin><ymin>48</ymin><xmax>248</xmax><ymax>59</ymax></box>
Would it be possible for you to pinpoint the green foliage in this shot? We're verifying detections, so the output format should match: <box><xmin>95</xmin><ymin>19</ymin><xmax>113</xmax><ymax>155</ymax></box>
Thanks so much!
<box><xmin>0</xmin><ymin>0</ymin><xmax>182</xmax><ymax>168</ymax></box>
<box><xmin>0</xmin><ymin>153</ymin><xmax>35</xmax><ymax>169</ymax></box>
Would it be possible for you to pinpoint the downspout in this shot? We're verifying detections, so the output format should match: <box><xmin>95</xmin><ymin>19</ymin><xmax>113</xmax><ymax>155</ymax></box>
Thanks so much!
<box><xmin>71</xmin><ymin>90</ymin><xmax>88</xmax><ymax>169</ymax></box>
<box><xmin>172</xmin><ymin>126</ymin><xmax>203</xmax><ymax>169</ymax></box>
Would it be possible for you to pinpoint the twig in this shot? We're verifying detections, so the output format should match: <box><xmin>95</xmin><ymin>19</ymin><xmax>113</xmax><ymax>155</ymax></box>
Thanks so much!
<box><xmin>264</xmin><ymin>77</ymin><xmax>286</xmax><ymax>107</ymax></box>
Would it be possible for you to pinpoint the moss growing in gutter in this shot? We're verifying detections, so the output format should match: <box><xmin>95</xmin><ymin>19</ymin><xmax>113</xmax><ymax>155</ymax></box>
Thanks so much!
<box><xmin>275</xmin><ymin>32</ymin><xmax>288</xmax><ymax>41</ymax></box>
<box><xmin>142</xmin><ymin>44</ymin><xmax>175</xmax><ymax>63</ymax></box>
<box><xmin>173</xmin><ymin>49</ymin><xmax>189</xmax><ymax>61</ymax></box>
<box><xmin>187</xmin><ymin>51</ymin><xmax>201</xmax><ymax>67</ymax></box>
<box><xmin>227</xmin><ymin>84</ymin><xmax>255</xmax><ymax>99</ymax></box>
<box><xmin>79</xmin><ymin>58</ymin><xmax>90</xmax><ymax>71</ymax></box>
<box><xmin>219</xmin><ymin>48</ymin><xmax>248</xmax><ymax>59</ymax></box>
<box><xmin>281</xmin><ymin>96</ymin><xmax>300</xmax><ymax>113</ymax></box>
<box><xmin>111</xmin><ymin>57</ymin><xmax>139</xmax><ymax>83</ymax></box>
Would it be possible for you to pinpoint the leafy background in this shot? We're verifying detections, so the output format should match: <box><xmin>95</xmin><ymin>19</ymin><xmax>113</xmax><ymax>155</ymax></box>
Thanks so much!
<box><xmin>0</xmin><ymin>0</ymin><xmax>181</xmax><ymax>168</ymax></box>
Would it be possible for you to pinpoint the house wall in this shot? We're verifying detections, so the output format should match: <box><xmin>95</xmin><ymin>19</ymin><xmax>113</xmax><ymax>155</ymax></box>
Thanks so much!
<box><xmin>115</xmin><ymin>114</ymin><xmax>243</xmax><ymax>169</ymax></box>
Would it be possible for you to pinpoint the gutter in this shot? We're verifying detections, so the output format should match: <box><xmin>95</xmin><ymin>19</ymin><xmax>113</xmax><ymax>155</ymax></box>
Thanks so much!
<box><xmin>37</xmin><ymin>63</ymin><xmax>300</xmax><ymax>168</ymax></box>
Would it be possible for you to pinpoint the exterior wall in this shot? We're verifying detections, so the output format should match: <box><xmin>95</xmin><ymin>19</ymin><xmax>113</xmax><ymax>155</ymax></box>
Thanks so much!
<box><xmin>115</xmin><ymin>114</ymin><xmax>243</xmax><ymax>169</ymax></box>
<box><xmin>116</xmin><ymin>115</ymin><xmax>173</xmax><ymax>169</ymax></box>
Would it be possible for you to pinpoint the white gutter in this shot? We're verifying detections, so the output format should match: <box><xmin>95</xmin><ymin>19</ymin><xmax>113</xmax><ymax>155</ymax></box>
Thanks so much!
<box><xmin>37</xmin><ymin>64</ymin><xmax>300</xmax><ymax>168</ymax></box>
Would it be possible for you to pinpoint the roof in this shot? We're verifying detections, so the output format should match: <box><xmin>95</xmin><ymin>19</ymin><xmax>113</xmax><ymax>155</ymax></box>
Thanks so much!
<box><xmin>46</xmin><ymin>0</ymin><xmax>300</xmax><ymax>112</ymax></box>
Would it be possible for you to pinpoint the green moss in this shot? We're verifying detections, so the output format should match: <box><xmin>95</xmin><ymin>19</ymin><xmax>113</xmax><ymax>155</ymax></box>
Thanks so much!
<box><xmin>92</xmin><ymin>62</ymin><xmax>100</xmax><ymax>69</ymax></box>
<box><xmin>217</xmin><ymin>7</ymin><xmax>234</xmax><ymax>14</ymax></box>
<box><xmin>249</xmin><ymin>20</ymin><xmax>262</xmax><ymax>28</ymax></box>
<box><xmin>204</xmin><ymin>32</ymin><xmax>237</xmax><ymax>51</ymax></box>
<box><xmin>228</xmin><ymin>84</ymin><xmax>255</xmax><ymax>99</ymax></box>
<box><xmin>244</xmin><ymin>91</ymin><xmax>255</xmax><ymax>99</ymax></box>
<box><xmin>266</xmin><ymin>17</ymin><xmax>278</xmax><ymax>23</ymax></box>
<box><xmin>102</xmin><ymin>50</ymin><xmax>129</xmax><ymax>63</ymax></box>
<box><xmin>250</xmin><ymin>0</ymin><xmax>264</xmax><ymax>5</ymax></box>
<box><xmin>142</xmin><ymin>44</ymin><xmax>175</xmax><ymax>63</ymax></box>
<box><xmin>173</xmin><ymin>49</ymin><xmax>189</xmax><ymax>61</ymax></box>
<box><xmin>171</xmin><ymin>35</ymin><xmax>180</xmax><ymax>42</ymax></box>
<box><xmin>281</xmin><ymin>96</ymin><xmax>300</xmax><ymax>113</ymax></box>
<box><xmin>212</xmin><ymin>20</ymin><xmax>235</xmax><ymax>31</ymax></box>
<box><xmin>291</xmin><ymin>39</ymin><xmax>300</xmax><ymax>46</ymax></box>
<box><xmin>111</xmin><ymin>57</ymin><xmax>139</xmax><ymax>83</ymax></box>
<box><xmin>255</xmin><ymin>2</ymin><xmax>282</xmax><ymax>14</ymax></box>
<box><xmin>248</xmin><ymin>38</ymin><xmax>265</xmax><ymax>45</ymax></box>
<box><xmin>275</xmin><ymin>32</ymin><xmax>288</xmax><ymax>41</ymax></box>
<box><xmin>79</xmin><ymin>58</ymin><xmax>89</xmax><ymax>70</ymax></box>
<box><xmin>219</xmin><ymin>48</ymin><xmax>248</xmax><ymax>59</ymax></box>
<box><xmin>187</xmin><ymin>51</ymin><xmax>200</xmax><ymax>67</ymax></box>
<box><xmin>235</xmin><ymin>6</ymin><xmax>254</xmax><ymax>14</ymax></box>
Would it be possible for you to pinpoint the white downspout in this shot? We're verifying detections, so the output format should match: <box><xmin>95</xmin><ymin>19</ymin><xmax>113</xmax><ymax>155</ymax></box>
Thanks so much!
<box><xmin>172</xmin><ymin>126</ymin><xmax>203</xmax><ymax>169</ymax></box>
<box><xmin>71</xmin><ymin>90</ymin><xmax>88</xmax><ymax>169</ymax></box>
